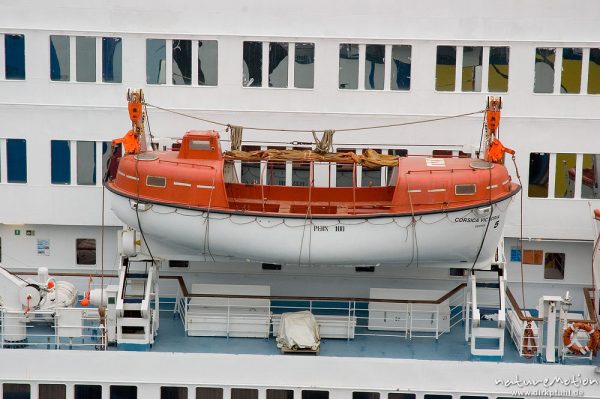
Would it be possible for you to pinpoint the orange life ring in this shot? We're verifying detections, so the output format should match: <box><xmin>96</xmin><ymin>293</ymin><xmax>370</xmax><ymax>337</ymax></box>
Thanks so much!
<box><xmin>563</xmin><ymin>322</ymin><xmax>600</xmax><ymax>355</ymax></box>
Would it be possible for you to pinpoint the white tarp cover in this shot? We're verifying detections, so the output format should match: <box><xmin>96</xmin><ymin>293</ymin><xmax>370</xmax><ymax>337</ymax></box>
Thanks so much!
<box><xmin>276</xmin><ymin>311</ymin><xmax>320</xmax><ymax>351</ymax></box>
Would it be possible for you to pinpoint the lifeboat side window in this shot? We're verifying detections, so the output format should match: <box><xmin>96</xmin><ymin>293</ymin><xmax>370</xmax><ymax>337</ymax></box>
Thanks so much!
<box><xmin>39</xmin><ymin>384</ymin><xmax>66</xmax><ymax>399</ymax></box>
<box><xmin>301</xmin><ymin>391</ymin><xmax>329</xmax><ymax>399</ymax></box>
<box><xmin>74</xmin><ymin>385</ymin><xmax>101</xmax><ymax>399</ymax></box>
<box><xmin>3</xmin><ymin>384</ymin><xmax>30</xmax><ymax>399</ymax></box>
<box><xmin>196</xmin><ymin>387</ymin><xmax>223</xmax><ymax>399</ymax></box>
<box><xmin>388</xmin><ymin>394</ymin><xmax>416</xmax><ymax>399</ymax></box>
<box><xmin>190</xmin><ymin>140</ymin><xmax>212</xmax><ymax>150</ymax></box>
<box><xmin>110</xmin><ymin>385</ymin><xmax>137</xmax><ymax>399</ymax></box>
<box><xmin>231</xmin><ymin>389</ymin><xmax>258</xmax><ymax>399</ymax></box>
<box><xmin>267</xmin><ymin>390</ymin><xmax>293</xmax><ymax>399</ymax></box>
<box><xmin>146</xmin><ymin>175</ymin><xmax>166</xmax><ymax>188</ymax></box>
<box><xmin>455</xmin><ymin>184</ymin><xmax>476</xmax><ymax>195</ymax></box>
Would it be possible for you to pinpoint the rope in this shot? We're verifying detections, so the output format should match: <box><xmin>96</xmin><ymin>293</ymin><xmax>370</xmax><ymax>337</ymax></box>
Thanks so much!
<box><xmin>228</xmin><ymin>125</ymin><xmax>244</xmax><ymax>151</ymax></box>
<box><xmin>313</xmin><ymin>130</ymin><xmax>334</xmax><ymax>154</ymax></box>
<box><xmin>143</xmin><ymin>102</ymin><xmax>484</xmax><ymax>134</ymax></box>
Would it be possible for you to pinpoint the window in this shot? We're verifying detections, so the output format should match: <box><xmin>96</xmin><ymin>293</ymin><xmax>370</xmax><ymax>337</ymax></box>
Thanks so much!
<box><xmin>161</xmin><ymin>387</ymin><xmax>187</xmax><ymax>399</ymax></box>
<box><xmin>460</xmin><ymin>396</ymin><xmax>488</xmax><ymax>399</ymax></box>
<box><xmin>196</xmin><ymin>387</ymin><xmax>223</xmax><ymax>399</ymax></box>
<box><xmin>51</xmin><ymin>140</ymin><xmax>71</xmax><ymax>184</ymax></box>
<box><xmin>362</xmin><ymin>149</ymin><xmax>382</xmax><ymax>186</ymax></box>
<box><xmin>554</xmin><ymin>153</ymin><xmax>576</xmax><ymax>198</ymax></box>
<box><xmin>266</xmin><ymin>161</ymin><xmax>286</xmax><ymax>186</ymax></box>
<box><xmin>424</xmin><ymin>396</ymin><xmax>452</xmax><ymax>399</ymax></box>
<box><xmin>231</xmin><ymin>389</ymin><xmax>258</xmax><ymax>399</ymax></box>
<box><xmin>169</xmin><ymin>260</ymin><xmax>189</xmax><ymax>268</ymax></box>
<box><xmin>388</xmin><ymin>395</ymin><xmax>416</xmax><ymax>399</ymax></box>
<box><xmin>7</xmin><ymin>138</ymin><xmax>27</xmax><ymax>183</ymax></box>
<box><xmin>39</xmin><ymin>384</ymin><xmax>66</xmax><ymax>399</ymax></box>
<box><xmin>301</xmin><ymin>391</ymin><xmax>328</xmax><ymax>399</ymax></box>
<box><xmin>534</xmin><ymin>48</ymin><xmax>556</xmax><ymax>93</ymax></box>
<box><xmin>364</xmin><ymin>44</ymin><xmax>385</xmax><ymax>90</ymax></box>
<box><xmin>147</xmin><ymin>39</ymin><xmax>166</xmax><ymax>84</ymax></box>
<box><xmin>488</xmin><ymin>46</ymin><xmax>509</xmax><ymax>92</ymax></box>
<box><xmin>103</xmin><ymin>37</ymin><xmax>122</xmax><ymax>83</ymax></box>
<box><xmin>110</xmin><ymin>385</ymin><xmax>137</xmax><ymax>399</ymax></box>
<box><xmin>462</xmin><ymin>46</ymin><xmax>482</xmax><ymax>92</ymax></box>
<box><xmin>77</xmin><ymin>141</ymin><xmax>97</xmax><ymax>185</ymax></box>
<box><xmin>435</xmin><ymin>45</ymin><xmax>456</xmax><ymax>91</ymax></box>
<box><xmin>544</xmin><ymin>252</ymin><xmax>565</xmax><ymax>280</ymax></box>
<box><xmin>528</xmin><ymin>152</ymin><xmax>549</xmax><ymax>198</ymax></box>
<box><xmin>267</xmin><ymin>390</ymin><xmax>293</xmax><ymax>399</ymax></box>
<box><xmin>353</xmin><ymin>392</ymin><xmax>379</xmax><ymax>399</ymax></box>
<box><xmin>455</xmin><ymin>184</ymin><xmax>476</xmax><ymax>195</ymax></box>
<box><xmin>76</xmin><ymin>36</ymin><xmax>96</xmax><ymax>82</ymax></box>
<box><xmin>240</xmin><ymin>145</ymin><xmax>261</xmax><ymax>184</ymax></box>
<box><xmin>588</xmin><ymin>48</ymin><xmax>600</xmax><ymax>94</ymax></box>
<box><xmin>3</xmin><ymin>383</ymin><xmax>30</xmax><ymax>399</ymax></box>
<box><xmin>561</xmin><ymin>48</ymin><xmax>582</xmax><ymax>93</ymax></box>
<box><xmin>50</xmin><ymin>35</ymin><xmax>70</xmax><ymax>81</ymax></box>
<box><xmin>76</xmin><ymin>238</ymin><xmax>96</xmax><ymax>265</ymax></box>
<box><xmin>391</xmin><ymin>45</ymin><xmax>411</xmax><ymax>90</ymax></box>
<box><xmin>243</xmin><ymin>41</ymin><xmax>262</xmax><ymax>87</ymax></box>
<box><xmin>339</xmin><ymin>43</ymin><xmax>359</xmax><ymax>89</ymax></box>
<box><xmin>173</xmin><ymin>39</ymin><xmax>192</xmax><ymax>85</ymax></box>
<box><xmin>102</xmin><ymin>141</ymin><xmax>112</xmax><ymax>179</ymax></box>
<box><xmin>74</xmin><ymin>385</ymin><xmax>101</xmax><ymax>399</ymax></box>
<box><xmin>146</xmin><ymin>175</ymin><xmax>167</xmax><ymax>187</ymax></box>
<box><xmin>581</xmin><ymin>154</ymin><xmax>600</xmax><ymax>199</ymax></box>
<box><xmin>198</xmin><ymin>40</ymin><xmax>218</xmax><ymax>86</ymax></box>
<box><xmin>269</xmin><ymin>42</ymin><xmax>288</xmax><ymax>87</ymax></box>
<box><xmin>523</xmin><ymin>249</ymin><xmax>543</xmax><ymax>265</ymax></box>
<box><xmin>4</xmin><ymin>34</ymin><xmax>25</xmax><ymax>80</ymax></box>
<box><xmin>295</xmin><ymin>42</ymin><xmax>314</xmax><ymax>88</ymax></box>
<box><xmin>336</xmin><ymin>148</ymin><xmax>354</xmax><ymax>187</ymax></box>
<box><xmin>190</xmin><ymin>140</ymin><xmax>211</xmax><ymax>150</ymax></box>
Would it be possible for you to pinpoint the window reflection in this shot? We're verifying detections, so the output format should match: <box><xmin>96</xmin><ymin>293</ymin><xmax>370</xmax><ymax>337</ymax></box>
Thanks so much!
<box><xmin>435</xmin><ymin>46</ymin><xmax>456</xmax><ymax>91</ymax></box>
<box><xmin>581</xmin><ymin>154</ymin><xmax>600</xmax><ymax>199</ymax></box>
<box><xmin>587</xmin><ymin>48</ymin><xmax>600</xmax><ymax>94</ymax></box>
<box><xmin>243</xmin><ymin>41</ymin><xmax>262</xmax><ymax>87</ymax></box>
<box><xmin>269</xmin><ymin>42</ymin><xmax>288</xmax><ymax>88</ymax></box>
<box><xmin>528</xmin><ymin>152</ymin><xmax>549</xmax><ymax>198</ymax></box>
<box><xmin>76</xmin><ymin>36</ymin><xmax>96</xmax><ymax>82</ymax></box>
<box><xmin>560</xmin><ymin>48</ymin><xmax>582</xmax><ymax>94</ymax></box>
<box><xmin>554</xmin><ymin>153</ymin><xmax>576</xmax><ymax>198</ymax></box>
<box><xmin>5</xmin><ymin>34</ymin><xmax>25</xmax><ymax>80</ymax></box>
<box><xmin>461</xmin><ymin>46</ymin><xmax>482</xmax><ymax>92</ymax></box>
<box><xmin>50</xmin><ymin>35</ymin><xmax>70</xmax><ymax>81</ymax></box>
<box><xmin>172</xmin><ymin>39</ymin><xmax>192</xmax><ymax>85</ymax></box>
<box><xmin>390</xmin><ymin>45</ymin><xmax>411</xmax><ymax>90</ymax></box>
<box><xmin>295</xmin><ymin>42</ymin><xmax>314</xmax><ymax>89</ymax></box>
<box><xmin>364</xmin><ymin>44</ymin><xmax>385</xmax><ymax>90</ymax></box>
<box><xmin>339</xmin><ymin>43</ymin><xmax>358</xmax><ymax>89</ymax></box>
<box><xmin>534</xmin><ymin>48</ymin><xmax>555</xmax><ymax>93</ymax></box>
<box><xmin>198</xmin><ymin>40</ymin><xmax>218</xmax><ymax>86</ymax></box>
<box><xmin>146</xmin><ymin>39</ymin><xmax>166</xmax><ymax>84</ymax></box>
<box><xmin>102</xmin><ymin>37</ymin><xmax>122</xmax><ymax>83</ymax></box>
<box><xmin>488</xmin><ymin>47</ymin><xmax>509</xmax><ymax>92</ymax></box>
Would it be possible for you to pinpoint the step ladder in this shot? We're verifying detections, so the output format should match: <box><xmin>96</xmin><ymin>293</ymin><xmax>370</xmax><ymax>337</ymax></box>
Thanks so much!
<box><xmin>116</xmin><ymin>256</ymin><xmax>159</xmax><ymax>349</ymax></box>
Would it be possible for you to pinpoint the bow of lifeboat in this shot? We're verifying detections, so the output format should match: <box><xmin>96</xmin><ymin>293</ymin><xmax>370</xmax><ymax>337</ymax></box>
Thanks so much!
<box><xmin>106</xmin><ymin>131</ymin><xmax>520</xmax><ymax>267</ymax></box>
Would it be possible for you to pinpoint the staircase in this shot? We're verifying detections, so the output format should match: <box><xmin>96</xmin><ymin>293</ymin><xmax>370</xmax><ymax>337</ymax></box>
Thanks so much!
<box><xmin>116</xmin><ymin>256</ymin><xmax>159</xmax><ymax>349</ymax></box>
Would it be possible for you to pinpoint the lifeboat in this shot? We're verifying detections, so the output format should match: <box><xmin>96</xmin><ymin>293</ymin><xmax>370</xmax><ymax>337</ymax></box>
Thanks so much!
<box><xmin>106</xmin><ymin>93</ymin><xmax>520</xmax><ymax>267</ymax></box>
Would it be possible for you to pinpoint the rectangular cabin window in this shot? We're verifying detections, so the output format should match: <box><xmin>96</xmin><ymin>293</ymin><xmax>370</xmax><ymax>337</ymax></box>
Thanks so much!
<box><xmin>292</xmin><ymin>146</ymin><xmax>311</xmax><ymax>187</ymax></box>
<box><xmin>432</xmin><ymin>149</ymin><xmax>452</xmax><ymax>158</ymax></box>
<box><xmin>198</xmin><ymin>40</ymin><xmax>218</xmax><ymax>86</ymax></box>
<box><xmin>51</xmin><ymin>140</ymin><xmax>71</xmax><ymax>184</ymax></box>
<box><xmin>544</xmin><ymin>252</ymin><xmax>565</xmax><ymax>280</ymax></box>
<box><xmin>336</xmin><ymin>148</ymin><xmax>355</xmax><ymax>187</ymax></box>
<box><xmin>189</xmin><ymin>140</ymin><xmax>211</xmax><ymax>150</ymax></box>
<box><xmin>435</xmin><ymin>46</ymin><xmax>456</xmax><ymax>91</ymax></box>
<box><xmin>161</xmin><ymin>387</ymin><xmax>187</xmax><ymax>399</ymax></box>
<box><xmin>102</xmin><ymin>141</ymin><xmax>112</xmax><ymax>179</ymax></box>
<box><xmin>353</xmin><ymin>393</ymin><xmax>380</xmax><ymax>399</ymax></box>
<box><xmin>462</xmin><ymin>46</ymin><xmax>482</xmax><ymax>92</ymax></box>
<box><xmin>146</xmin><ymin>39</ymin><xmax>166</xmax><ymax>84</ymax></box>
<box><xmin>390</xmin><ymin>45</ymin><xmax>411</xmax><ymax>90</ymax></box>
<box><xmin>266</xmin><ymin>147</ymin><xmax>286</xmax><ymax>185</ymax></box>
<box><xmin>39</xmin><ymin>384</ymin><xmax>66</xmax><ymax>399</ymax></box>
<box><xmin>267</xmin><ymin>390</ymin><xmax>293</xmax><ymax>399</ymax></box>
<box><xmin>102</xmin><ymin>37</ymin><xmax>122</xmax><ymax>83</ymax></box>
<box><xmin>523</xmin><ymin>249</ymin><xmax>543</xmax><ymax>265</ymax></box>
<box><xmin>169</xmin><ymin>260</ymin><xmax>189</xmax><ymax>268</ymax></box>
<box><xmin>243</xmin><ymin>41</ymin><xmax>262</xmax><ymax>87</ymax></box>
<box><xmin>364</xmin><ymin>44</ymin><xmax>385</xmax><ymax>90</ymax></box>
<box><xmin>488</xmin><ymin>46</ymin><xmax>509</xmax><ymax>92</ymax></box>
<box><xmin>455</xmin><ymin>184</ymin><xmax>476</xmax><ymax>195</ymax></box>
<box><xmin>339</xmin><ymin>43</ymin><xmax>359</xmax><ymax>89</ymax></box>
<box><xmin>561</xmin><ymin>48</ymin><xmax>582</xmax><ymax>94</ymax></box>
<box><xmin>588</xmin><ymin>48</ymin><xmax>600</xmax><ymax>94</ymax></box>
<box><xmin>269</xmin><ymin>42</ymin><xmax>288</xmax><ymax>88</ymax></box>
<box><xmin>424</xmin><ymin>395</ymin><xmax>452</xmax><ymax>399</ymax></box>
<box><xmin>581</xmin><ymin>154</ymin><xmax>600</xmax><ymax>199</ymax></box>
<box><xmin>5</xmin><ymin>34</ymin><xmax>25</xmax><ymax>80</ymax></box>
<box><xmin>388</xmin><ymin>395</ymin><xmax>416</xmax><ymax>399</ymax></box>
<box><xmin>240</xmin><ymin>145</ymin><xmax>261</xmax><ymax>184</ymax></box>
<box><xmin>362</xmin><ymin>149</ymin><xmax>382</xmax><ymax>186</ymax></box>
<box><xmin>460</xmin><ymin>396</ymin><xmax>489</xmax><ymax>399</ymax></box>
<box><xmin>534</xmin><ymin>48</ymin><xmax>556</xmax><ymax>93</ymax></box>
<box><xmin>3</xmin><ymin>384</ymin><xmax>30</xmax><ymax>399</ymax></box>
<box><xmin>528</xmin><ymin>152</ymin><xmax>549</xmax><ymax>198</ymax></box>
<box><xmin>146</xmin><ymin>175</ymin><xmax>167</xmax><ymax>188</ymax></box>
<box><xmin>7</xmin><ymin>138</ymin><xmax>27</xmax><ymax>183</ymax></box>
<box><xmin>231</xmin><ymin>389</ymin><xmax>258</xmax><ymax>399</ymax></box>
<box><xmin>110</xmin><ymin>385</ymin><xmax>137</xmax><ymax>399</ymax></box>
<box><xmin>76</xmin><ymin>238</ymin><xmax>96</xmax><ymax>265</ymax></box>
<box><xmin>77</xmin><ymin>141</ymin><xmax>97</xmax><ymax>185</ymax></box>
<box><xmin>554</xmin><ymin>153</ymin><xmax>576</xmax><ymax>198</ymax></box>
<box><xmin>173</xmin><ymin>39</ymin><xmax>192</xmax><ymax>85</ymax></box>
<box><xmin>301</xmin><ymin>391</ymin><xmax>329</xmax><ymax>399</ymax></box>
<box><xmin>50</xmin><ymin>35</ymin><xmax>70</xmax><ymax>81</ymax></box>
<box><xmin>196</xmin><ymin>387</ymin><xmax>223</xmax><ymax>399</ymax></box>
<box><xmin>76</xmin><ymin>36</ymin><xmax>96</xmax><ymax>82</ymax></box>
<box><xmin>74</xmin><ymin>385</ymin><xmax>101</xmax><ymax>399</ymax></box>
<box><xmin>295</xmin><ymin>42</ymin><xmax>314</xmax><ymax>88</ymax></box>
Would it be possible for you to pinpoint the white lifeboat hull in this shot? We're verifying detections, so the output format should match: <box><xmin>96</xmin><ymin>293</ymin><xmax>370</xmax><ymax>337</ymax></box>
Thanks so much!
<box><xmin>110</xmin><ymin>191</ymin><xmax>513</xmax><ymax>268</ymax></box>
